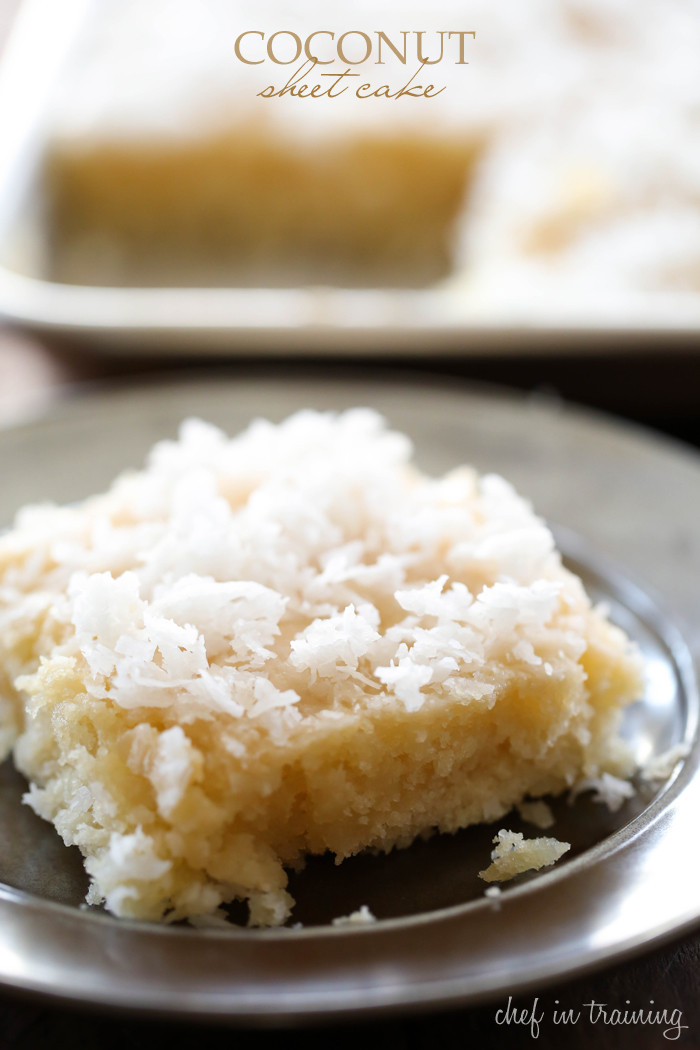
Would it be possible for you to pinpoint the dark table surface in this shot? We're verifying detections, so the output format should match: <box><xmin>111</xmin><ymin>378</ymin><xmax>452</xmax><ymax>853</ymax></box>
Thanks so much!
<box><xmin>0</xmin><ymin>325</ymin><xmax>699</xmax><ymax>1048</ymax></box>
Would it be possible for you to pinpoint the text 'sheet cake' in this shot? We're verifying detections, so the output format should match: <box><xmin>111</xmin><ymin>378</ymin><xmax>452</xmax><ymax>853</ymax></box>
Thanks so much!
<box><xmin>0</xmin><ymin>410</ymin><xmax>642</xmax><ymax>925</ymax></box>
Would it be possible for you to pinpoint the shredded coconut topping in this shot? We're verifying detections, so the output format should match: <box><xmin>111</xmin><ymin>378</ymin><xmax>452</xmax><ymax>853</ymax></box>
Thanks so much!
<box><xmin>1</xmin><ymin>409</ymin><xmax>584</xmax><ymax>731</ymax></box>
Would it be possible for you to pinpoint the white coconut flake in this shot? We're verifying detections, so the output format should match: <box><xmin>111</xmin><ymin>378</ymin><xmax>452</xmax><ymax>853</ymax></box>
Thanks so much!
<box><xmin>248</xmin><ymin>678</ymin><xmax>301</xmax><ymax>718</ymax></box>
<box><xmin>98</xmin><ymin>828</ymin><xmax>172</xmax><ymax>883</ymax></box>
<box><xmin>331</xmin><ymin>904</ymin><xmax>377</xmax><ymax>927</ymax></box>
<box><xmin>641</xmin><ymin>742</ymin><xmax>691</xmax><ymax>782</ymax></box>
<box><xmin>151</xmin><ymin>575</ymin><xmax>287</xmax><ymax>665</ymax></box>
<box><xmin>290</xmin><ymin>604</ymin><xmax>380</xmax><ymax>678</ymax></box>
<box><xmin>512</xmin><ymin>640</ymin><xmax>543</xmax><ymax>666</ymax></box>
<box><xmin>375</xmin><ymin>653</ymin><xmax>434</xmax><ymax>712</ymax></box>
<box><xmin>571</xmin><ymin>772</ymin><xmax>636</xmax><ymax>811</ymax></box>
<box><xmin>149</xmin><ymin>725</ymin><xmax>198</xmax><ymax>818</ymax></box>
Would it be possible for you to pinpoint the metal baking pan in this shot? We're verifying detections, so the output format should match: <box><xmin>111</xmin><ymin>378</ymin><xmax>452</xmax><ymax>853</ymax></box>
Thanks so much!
<box><xmin>1</xmin><ymin>0</ymin><xmax>700</xmax><ymax>355</ymax></box>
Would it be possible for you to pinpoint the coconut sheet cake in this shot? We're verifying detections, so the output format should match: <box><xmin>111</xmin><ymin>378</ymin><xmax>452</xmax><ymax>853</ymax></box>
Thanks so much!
<box><xmin>0</xmin><ymin>410</ymin><xmax>643</xmax><ymax>925</ymax></box>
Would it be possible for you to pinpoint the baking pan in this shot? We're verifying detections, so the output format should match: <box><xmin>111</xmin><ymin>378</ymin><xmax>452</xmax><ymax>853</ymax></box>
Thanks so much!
<box><xmin>1</xmin><ymin>0</ymin><xmax>700</xmax><ymax>354</ymax></box>
<box><xmin>0</xmin><ymin>374</ymin><xmax>698</xmax><ymax>1022</ymax></box>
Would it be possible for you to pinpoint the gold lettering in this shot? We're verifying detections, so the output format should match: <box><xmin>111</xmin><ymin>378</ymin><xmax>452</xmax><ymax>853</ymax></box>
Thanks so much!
<box><xmin>337</xmin><ymin>30</ymin><xmax>373</xmax><ymax>65</ymax></box>
<box><xmin>448</xmin><ymin>31</ymin><xmax>475</xmax><ymax>64</ymax></box>
<box><xmin>267</xmin><ymin>31</ymin><xmax>302</xmax><ymax>65</ymax></box>
<box><xmin>375</xmin><ymin>31</ymin><xmax>408</xmax><ymax>65</ymax></box>
<box><xmin>304</xmin><ymin>30</ymin><xmax>335</xmax><ymax>65</ymax></box>
<box><xmin>258</xmin><ymin>58</ymin><xmax>315</xmax><ymax>96</ymax></box>
<box><xmin>321</xmin><ymin>68</ymin><xmax>359</xmax><ymax>96</ymax></box>
<box><xmin>415</xmin><ymin>31</ymin><xmax>446</xmax><ymax>66</ymax></box>
<box><xmin>393</xmin><ymin>63</ymin><xmax>443</xmax><ymax>97</ymax></box>
<box><xmin>234</xmin><ymin>31</ymin><xmax>264</xmax><ymax>65</ymax></box>
<box><xmin>259</xmin><ymin>62</ymin><xmax>358</xmax><ymax>99</ymax></box>
<box><xmin>355</xmin><ymin>63</ymin><xmax>446</xmax><ymax>99</ymax></box>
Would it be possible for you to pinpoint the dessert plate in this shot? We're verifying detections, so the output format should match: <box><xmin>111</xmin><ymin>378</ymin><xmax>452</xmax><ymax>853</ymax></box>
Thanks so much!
<box><xmin>0</xmin><ymin>374</ymin><xmax>698</xmax><ymax>1022</ymax></box>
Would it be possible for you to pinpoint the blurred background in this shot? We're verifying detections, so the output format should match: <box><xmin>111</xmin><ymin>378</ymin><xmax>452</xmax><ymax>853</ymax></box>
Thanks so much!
<box><xmin>0</xmin><ymin>0</ymin><xmax>698</xmax><ymax>443</ymax></box>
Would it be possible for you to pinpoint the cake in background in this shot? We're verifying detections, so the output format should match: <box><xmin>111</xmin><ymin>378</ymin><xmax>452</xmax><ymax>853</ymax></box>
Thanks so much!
<box><xmin>42</xmin><ymin>0</ymin><xmax>700</xmax><ymax>311</ymax></box>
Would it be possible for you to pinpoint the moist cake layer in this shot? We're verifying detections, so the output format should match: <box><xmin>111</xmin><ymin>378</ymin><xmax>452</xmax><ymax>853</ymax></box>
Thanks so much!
<box><xmin>47</xmin><ymin>133</ymin><xmax>479</xmax><ymax>289</ymax></box>
<box><xmin>0</xmin><ymin>410</ymin><xmax>643</xmax><ymax>925</ymax></box>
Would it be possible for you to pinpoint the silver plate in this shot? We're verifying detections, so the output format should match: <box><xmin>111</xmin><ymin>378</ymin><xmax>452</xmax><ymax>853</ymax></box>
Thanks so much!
<box><xmin>1</xmin><ymin>0</ymin><xmax>700</xmax><ymax>354</ymax></box>
<box><xmin>0</xmin><ymin>375</ymin><xmax>698</xmax><ymax>1022</ymax></box>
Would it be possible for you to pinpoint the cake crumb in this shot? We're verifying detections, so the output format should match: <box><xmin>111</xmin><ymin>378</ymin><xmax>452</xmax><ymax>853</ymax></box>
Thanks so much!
<box><xmin>516</xmin><ymin>799</ymin><xmax>555</xmax><ymax>829</ymax></box>
<box><xmin>479</xmin><ymin>829</ymin><xmax>571</xmax><ymax>883</ymax></box>
<box><xmin>331</xmin><ymin>905</ymin><xmax>377</xmax><ymax>928</ymax></box>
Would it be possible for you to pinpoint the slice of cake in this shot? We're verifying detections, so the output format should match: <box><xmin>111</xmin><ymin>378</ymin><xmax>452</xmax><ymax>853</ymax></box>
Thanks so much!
<box><xmin>0</xmin><ymin>409</ymin><xmax>642</xmax><ymax>926</ymax></box>
<box><xmin>43</xmin><ymin>0</ymin><xmax>484</xmax><ymax>289</ymax></box>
